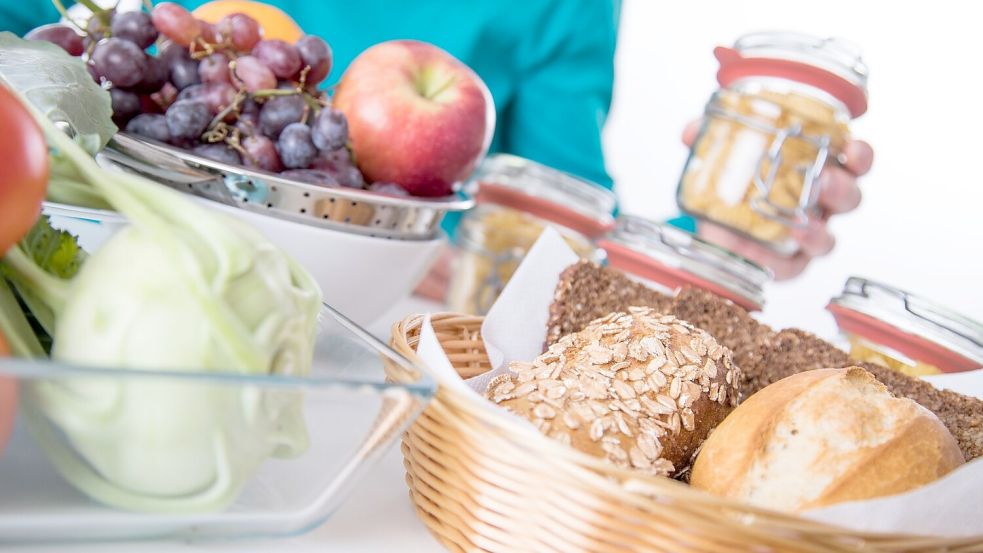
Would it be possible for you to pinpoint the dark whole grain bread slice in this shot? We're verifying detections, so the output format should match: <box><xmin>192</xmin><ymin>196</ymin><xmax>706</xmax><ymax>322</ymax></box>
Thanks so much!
<box><xmin>546</xmin><ymin>260</ymin><xmax>983</xmax><ymax>460</ymax></box>
<box><xmin>546</xmin><ymin>260</ymin><xmax>674</xmax><ymax>347</ymax></box>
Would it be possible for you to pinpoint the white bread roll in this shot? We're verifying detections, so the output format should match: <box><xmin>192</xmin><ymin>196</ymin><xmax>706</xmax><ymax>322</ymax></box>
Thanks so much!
<box><xmin>690</xmin><ymin>367</ymin><xmax>964</xmax><ymax>512</ymax></box>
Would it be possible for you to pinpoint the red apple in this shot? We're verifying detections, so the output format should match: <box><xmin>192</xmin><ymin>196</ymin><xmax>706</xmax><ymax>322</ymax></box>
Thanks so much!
<box><xmin>333</xmin><ymin>40</ymin><xmax>494</xmax><ymax>197</ymax></box>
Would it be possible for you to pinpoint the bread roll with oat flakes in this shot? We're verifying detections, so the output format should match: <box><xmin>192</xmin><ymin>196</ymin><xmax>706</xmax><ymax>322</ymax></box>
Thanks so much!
<box><xmin>486</xmin><ymin>307</ymin><xmax>741</xmax><ymax>477</ymax></box>
<box><xmin>690</xmin><ymin>367</ymin><xmax>965</xmax><ymax>512</ymax></box>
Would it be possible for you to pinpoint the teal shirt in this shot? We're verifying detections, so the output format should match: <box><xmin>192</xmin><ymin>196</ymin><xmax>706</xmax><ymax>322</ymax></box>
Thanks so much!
<box><xmin>3</xmin><ymin>0</ymin><xmax>619</xmax><ymax>190</ymax></box>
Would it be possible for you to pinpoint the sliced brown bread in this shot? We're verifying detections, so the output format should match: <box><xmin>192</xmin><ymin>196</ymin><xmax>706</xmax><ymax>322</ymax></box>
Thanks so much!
<box><xmin>546</xmin><ymin>260</ymin><xmax>983</xmax><ymax>460</ymax></box>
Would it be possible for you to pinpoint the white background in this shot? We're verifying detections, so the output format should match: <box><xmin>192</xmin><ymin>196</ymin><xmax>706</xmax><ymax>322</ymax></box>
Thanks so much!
<box><xmin>22</xmin><ymin>1</ymin><xmax>983</xmax><ymax>552</ymax></box>
<box><xmin>605</xmin><ymin>0</ymin><xmax>983</xmax><ymax>337</ymax></box>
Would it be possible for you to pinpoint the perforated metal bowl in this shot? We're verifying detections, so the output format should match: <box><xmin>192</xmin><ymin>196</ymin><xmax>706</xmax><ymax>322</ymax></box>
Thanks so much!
<box><xmin>102</xmin><ymin>133</ymin><xmax>474</xmax><ymax>241</ymax></box>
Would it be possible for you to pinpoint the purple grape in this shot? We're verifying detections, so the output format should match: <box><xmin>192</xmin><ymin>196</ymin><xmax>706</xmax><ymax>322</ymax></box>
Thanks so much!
<box><xmin>295</xmin><ymin>35</ymin><xmax>332</xmax><ymax>86</ymax></box>
<box><xmin>310</xmin><ymin>148</ymin><xmax>364</xmax><ymax>188</ymax></box>
<box><xmin>199</xmin><ymin>52</ymin><xmax>232</xmax><ymax>85</ymax></box>
<box><xmin>110</xmin><ymin>87</ymin><xmax>141</xmax><ymax>125</ymax></box>
<box><xmin>170</xmin><ymin>57</ymin><xmax>201</xmax><ymax>90</ymax></box>
<box><xmin>111</xmin><ymin>10</ymin><xmax>158</xmax><ymax>49</ymax></box>
<box><xmin>242</xmin><ymin>135</ymin><xmax>283</xmax><ymax>172</ymax></box>
<box><xmin>91</xmin><ymin>38</ymin><xmax>147</xmax><ymax>88</ymax></box>
<box><xmin>240</xmin><ymin>97</ymin><xmax>260</xmax><ymax>118</ymax></box>
<box><xmin>151</xmin><ymin>2</ymin><xmax>201</xmax><ymax>48</ymax></box>
<box><xmin>311</xmin><ymin>108</ymin><xmax>348</xmax><ymax>151</ymax></box>
<box><xmin>86</xmin><ymin>62</ymin><xmax>101</xmax><ymax>83</ymax></box>
<box><xmin>165</xmin><ymin>100</ymin><xmax>211</xmax><ymax>140</ymax></box>
<box><xmin>128</xmin><ymin>55</ymin><xmax>168</xmax><ymax>94</ymax></box>
<box><xmin>258</xmin><ymin>94</ymin><xmax>305</xmax><ymax>139</ymax></box>
<box><xmin>192</xmin><ymin>143</ymin><xmax>242</xmax><ymax>165</ymax></box>
<box><xmin>158</xmin><ymin>40</ymin><xmax>190</xmax><ymax>68</ymax></box>
<box><xmin>231</xmin><ymin>55</ymin><xmax>276</xmax><ymax>92</ymax></box>
<box><xmin>276</xmin><ymin>122</ymin><xmax>317</xmax><ymax>169</ymax></box>
<box><xmin>235</xmin><ymin>99</ymin><xmax>260</xmax><ymax>135</ymax></box>
<box><xmin>251</xmin><ymin>39</ymin><xmax>302</xmax><ymax>79</ymax></box>
<box><xmin>216</xmin><ymin>13</ymin><xmax>260</xmax><ymax>52</ymax></box>
<box><xmin>126</xmin><ymin>113</ymin><xmax>171</xmax><ymax>143</ymax></box>
<box><xmin>176</xmin><ymin>83</ymin><xmax>206</xmax><ymax>103</ymax></box>
<box><xmin>25</xmin><ymin>24</ymin><xmax>84</xmax><ymax>56</ymax></box>
<box><xmin>201</xmin><ymin>82</ymin><xmax>236</xmax><ymax>115</ymax></box>
<box><xmin>367</xmin><ymin>182</ymin><xmax>409</xmax><ymax>196</ymax></box>
<box><xmin>279</xmin><ymin>169</ymin><xmax>339</xmax><ymax>187</ymax></box>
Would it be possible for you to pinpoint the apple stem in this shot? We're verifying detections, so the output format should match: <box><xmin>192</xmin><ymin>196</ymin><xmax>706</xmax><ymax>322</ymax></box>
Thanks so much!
<box><xmin>423</xmin><ymin>76</ymin><xmax>457</xmax><ymax>101</ymax></box>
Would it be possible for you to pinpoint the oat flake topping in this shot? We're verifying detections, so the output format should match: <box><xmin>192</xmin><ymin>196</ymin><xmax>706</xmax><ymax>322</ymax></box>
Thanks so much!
<box><xmin>486</xmin><ymin>307</ymin><xmax>741</xmax><ymax>478</ymax></box>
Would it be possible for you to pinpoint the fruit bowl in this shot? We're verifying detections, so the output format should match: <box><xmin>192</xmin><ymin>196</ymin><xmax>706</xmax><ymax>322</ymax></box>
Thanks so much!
<box><xmin>43</xmin><ymin>197</ymin><xmax>445</xmax><ymax>326</ymax></box>
<box><xmin>103</xmin><ymin>132</ymin><xmax>474</xmax><ymax>241</ymax></box>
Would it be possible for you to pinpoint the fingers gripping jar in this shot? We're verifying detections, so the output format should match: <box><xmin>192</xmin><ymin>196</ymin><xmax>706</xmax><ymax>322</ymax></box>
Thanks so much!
<box><xmin>447</xmin><ymin>154</ymin><xmax>616</xmax><ymax>315</ymax></box>
<box><xmin>827</xmin><ymin>277</ymin><xmax>983</xmax><ymax>376</ymax></box>
<box><xmin>678</xmin><ymin>32</ymin><xmax>869</xmax><ymax>254</ymax></box>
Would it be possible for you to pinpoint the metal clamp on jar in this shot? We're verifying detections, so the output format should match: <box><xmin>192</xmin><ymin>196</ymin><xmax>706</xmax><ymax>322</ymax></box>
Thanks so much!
<box><xmin>827</xmin><ymin>277</ymin><xmax>983</xmax><ymax>376</ymax></box>
<box><xmin>678</xmin><ymin>31</ymin><xmax>869</xmax><ymax>254</ymax></box>
<box><xmin>447</xmin><ymin>154</ymin><xmax>616</xmax><ymax>315</ymax></box>
<box><xmin>598</xmin><ymin>214</ymin><xmax>771</xmax><ymax>312</ymax></box>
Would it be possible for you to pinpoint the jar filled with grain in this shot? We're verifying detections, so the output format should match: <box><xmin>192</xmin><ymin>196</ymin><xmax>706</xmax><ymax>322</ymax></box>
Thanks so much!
<box><xmin>827</xmin><ymin>277</ymin><xmax>983</xmax><ymax>376</ymax></box>
<box><xmin>598</xmin><ymin>214</ymin><xmax>771</xmax><ymax>312</ymax></box>
<box><xmin>447</xmin><ymin>154</ymin><xmax>615</xmax><ymax>315</ymax></box>
<box><xmin>677</xmin><ymin>31</ymin><xmax>869</xmax><ymax>254</ymax></box>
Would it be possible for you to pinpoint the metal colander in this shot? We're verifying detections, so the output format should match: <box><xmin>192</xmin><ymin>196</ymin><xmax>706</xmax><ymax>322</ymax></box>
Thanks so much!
<box><xmin>102</xmin><ymin>133</ymin><xmax>474</xmax><ymax>241</ymax></box>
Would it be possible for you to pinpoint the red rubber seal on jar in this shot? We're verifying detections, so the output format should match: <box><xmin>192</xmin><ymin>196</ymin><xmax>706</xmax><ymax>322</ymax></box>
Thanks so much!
<box><xmin>826</xmin><ymin>303</ymin><xmax>980</xmax><ymax>373</ymax></box>
<box><xmin>715</xmin><ymin>46</ymin><xmax>868</xmax><ymax>118</ymax></box>
<box><xmin>600</xmin><ymin>239</ymin><xmax>762</xmax><ymax>312</ymax></box>
<box><xmin>476</xmin><ymin>182</ymin><xmax>615</xmax><ymax>239</ymax></box>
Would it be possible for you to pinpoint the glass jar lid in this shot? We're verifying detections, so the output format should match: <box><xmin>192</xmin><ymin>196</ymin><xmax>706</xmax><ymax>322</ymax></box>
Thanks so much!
<box><xmin>597</xmin><ymin>214</ymin><xmax>772</xmax><ymax>310</ymax></box>
<box><xmin>827</xmin><ymin>277</ymin><xmax>983</xmax><ymax>371</ymax></box>
<box><xmin>469</xmin><ymin>154</ymin><xmax>616</xmax><ymax>238</ymax></box>
<box><xmin>715</xmin><ymin>31</ymin><xmax>869</xmax><ymax>117</ymax></box>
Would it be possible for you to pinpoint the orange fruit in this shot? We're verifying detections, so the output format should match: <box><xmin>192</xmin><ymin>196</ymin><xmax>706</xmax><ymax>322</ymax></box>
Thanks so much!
<box><xmin>193</xmin><ymin>0</ymin><xmax>304</xmax><ymax>43</ymax></box>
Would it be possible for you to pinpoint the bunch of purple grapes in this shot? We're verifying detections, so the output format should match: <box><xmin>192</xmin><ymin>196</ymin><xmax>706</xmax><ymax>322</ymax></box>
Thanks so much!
<box><xmin>25</xmin><ymin>2</ymin><xmax>380</xmax><ymax>191</ymax></box>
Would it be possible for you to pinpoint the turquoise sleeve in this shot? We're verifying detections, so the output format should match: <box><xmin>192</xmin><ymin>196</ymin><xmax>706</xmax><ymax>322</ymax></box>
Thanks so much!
<box><xmin>443</xmin><ymin>0</ymin><xmax>619</xmax><ymax>240</ymax></box>
<box><xmin>501</xmin><ymin>0</ymin><xmax>619</xmax><ymax>191</ymax></box>
<box><xmin>1</xmin><ymin>2</ymin><xmax>63</xmax><ymax>35</ymax></box>
<box><xmin>666</xmin><ymin>215</ymin><xmax>698</xmax><ymax>233</ymax></box>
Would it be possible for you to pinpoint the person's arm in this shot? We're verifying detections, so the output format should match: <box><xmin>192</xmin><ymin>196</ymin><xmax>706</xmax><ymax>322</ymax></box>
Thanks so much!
<box><xmin>2</xmin><ymin>2</ymin><xmax>64</xmax><ymax>35</ymax></box>
<box><xmin>503</xmin><ymin>0</ymin><xmax>620</xmax><ymax>190</ymax></box>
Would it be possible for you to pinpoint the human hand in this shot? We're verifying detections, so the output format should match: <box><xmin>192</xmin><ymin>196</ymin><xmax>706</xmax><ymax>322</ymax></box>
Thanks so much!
<box><xmin>413</xmin><ymin>244</ymin><xmax>454</xmax><ymax>302</ymax></box>
<box><xmin>681</xmin><ymin>120</ymin><xmax>874</xmax><ymax>280</ymax></box>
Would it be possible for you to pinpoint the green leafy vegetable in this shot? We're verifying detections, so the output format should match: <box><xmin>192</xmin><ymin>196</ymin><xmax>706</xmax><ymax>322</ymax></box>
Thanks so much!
<box><xmin>20</xmin><ymin>215</ymin><xmax>87</xmax><ymax>279</ymax></box>
<box><xmin>1</xmin><ymin>216</ymin><xmax>87</xmax><ymax>349</ymax></box>
<box><xmin>0</xmin><ymin>32</ymin><xmax>115</xmax><ymax>153</ymax></box>
<box><xmin>0</xmin><ymin>38</ymin><xmax>322</xmax><ymax>513</ymax></box>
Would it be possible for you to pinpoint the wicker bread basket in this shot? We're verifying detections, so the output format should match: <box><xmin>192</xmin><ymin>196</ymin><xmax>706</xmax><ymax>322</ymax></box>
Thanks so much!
<box><xmin>385</xmin><ymin>312</ymin><xmax>983</xmax><ymax>553</ymax></box>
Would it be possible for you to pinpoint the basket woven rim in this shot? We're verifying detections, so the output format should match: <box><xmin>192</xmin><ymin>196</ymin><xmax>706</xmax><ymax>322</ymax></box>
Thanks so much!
<box><xmin>391</xmin><ymin>311</ymin><xmax>983</xmax><ymax>546</ymax></box>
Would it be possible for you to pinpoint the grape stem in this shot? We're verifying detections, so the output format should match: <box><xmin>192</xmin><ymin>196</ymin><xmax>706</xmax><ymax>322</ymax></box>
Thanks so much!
<box><xmin>74</xmin><ymin>0</ymin><xmax>111</xmax><ymax>27</ymax></box>
<box><xmin>49</xmin><ymin>0</ymin><xmax>87</xmax><ymax>33</ymax></box>
<box><xmin>250</xmin><ymin>88</ymin><xmax>298</xmax><ymax>98</ymax></box>
<box><xmin>201</xmin><ymin>92</ymin><xmax>247</xmax><ymax>144</ymax></box>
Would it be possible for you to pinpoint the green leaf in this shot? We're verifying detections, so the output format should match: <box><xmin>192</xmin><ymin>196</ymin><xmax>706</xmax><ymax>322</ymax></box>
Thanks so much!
<box><xmin>1</xmin><ymin>216</ymin><xmax>83</xmax><ymax>340</ymax></box>
<box><xmin>0</xmin><ymin>32</ymin><xmax>116</xmax><ymax>153</ymax></box>
<box><xmin>22</xmin><ymin>215</ymin><xmax>87</xmax><ymax>279</ymax></box>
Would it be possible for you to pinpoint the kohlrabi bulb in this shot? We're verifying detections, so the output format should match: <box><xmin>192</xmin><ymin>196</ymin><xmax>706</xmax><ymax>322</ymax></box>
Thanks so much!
<box><xmin>32</xmin><ymin>203</ymin><xmax>320</xmax><ymax>512</ymax></box>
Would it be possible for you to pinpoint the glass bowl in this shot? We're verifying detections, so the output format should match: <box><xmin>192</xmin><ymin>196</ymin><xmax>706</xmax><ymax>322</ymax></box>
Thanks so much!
<box><xmin>0</xmin><ymin>303</ymin><xmax>433</xmax><ymax>544</ymax></box>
